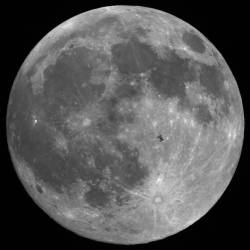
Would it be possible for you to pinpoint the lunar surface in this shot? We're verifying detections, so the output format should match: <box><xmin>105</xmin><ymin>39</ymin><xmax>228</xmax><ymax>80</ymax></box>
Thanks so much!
<box><xmin>7</xmin><ymin>6</ymin><xmax>244</xmax><ymax>244</ymax></box>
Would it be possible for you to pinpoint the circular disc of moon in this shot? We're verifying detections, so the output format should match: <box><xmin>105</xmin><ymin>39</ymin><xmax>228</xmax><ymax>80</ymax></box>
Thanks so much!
<box><xmin>6</xmin><ymin>5</ymin><xmax>244</xmax><ymax>245</ymax></box>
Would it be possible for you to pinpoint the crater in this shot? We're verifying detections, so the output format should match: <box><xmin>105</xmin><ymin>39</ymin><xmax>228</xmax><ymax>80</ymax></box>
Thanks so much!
<box><xmin>182</xmin><ymin>30</ymin><xmax>206</xmax><ymax>54</ymax></box>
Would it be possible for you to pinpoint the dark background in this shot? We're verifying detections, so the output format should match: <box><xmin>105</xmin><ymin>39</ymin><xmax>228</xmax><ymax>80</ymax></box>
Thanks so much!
<box><xmin>2</xmin><ymin>1</ymin><xmax>248</xmax><ymax>249</ymax></box>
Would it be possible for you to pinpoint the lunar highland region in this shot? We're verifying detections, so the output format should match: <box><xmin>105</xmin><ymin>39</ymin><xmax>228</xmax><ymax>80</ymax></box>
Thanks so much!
<box><xmin>7</xmin><ymin>6</ymin><xmax>244</xmax><ymax>245</ymax></box>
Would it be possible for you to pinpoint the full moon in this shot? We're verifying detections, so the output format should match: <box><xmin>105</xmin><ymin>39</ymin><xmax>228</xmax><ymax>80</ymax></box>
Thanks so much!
<box><xmin>6</xmin><ymin>6</ymin><xmax>244</xmax><ymax>244</ymax></box>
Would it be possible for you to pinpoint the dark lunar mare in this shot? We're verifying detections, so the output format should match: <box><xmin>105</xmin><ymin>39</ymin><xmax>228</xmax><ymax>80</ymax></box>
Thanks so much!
<box><xmin>194</xmin><ymin>104</ymin><xmax>213</xmax><ymax>124</ymax></box>
<box><xmin>112</xmin><ymin>31</ymin><xmax>230</xmax><ymax>124</ymax></box>
<box><xmin>182</xmin><ymin>30</ymin><xmax>206</xmax><ymax>54</ymax></box>
<box><xmin>96</xmin><ymin>96</ymin><xmax>136</xmax><ymax>136</ymax></box>
<box><xmin>7</xmin><ymin>40</ymin><xmax>149</xmax><ymax>209</ymax></box>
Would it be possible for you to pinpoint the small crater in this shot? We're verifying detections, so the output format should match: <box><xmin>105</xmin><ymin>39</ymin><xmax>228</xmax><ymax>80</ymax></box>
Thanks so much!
<box><xmin>35</xmin><ymin>184</ymin><xmax>44</xmax><ymax>194</ymax></box>
<box><xmin>153</xmin><ymin>194</ymin><xmax>164</xmax><ymax>205</ymax></box>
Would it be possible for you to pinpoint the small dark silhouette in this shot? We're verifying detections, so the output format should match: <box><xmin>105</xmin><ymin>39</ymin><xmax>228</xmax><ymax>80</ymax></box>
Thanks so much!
<box><xmin>157</xmin><ymin>134</ymin><xmax>164</xmax><ymax>142</ymax></box>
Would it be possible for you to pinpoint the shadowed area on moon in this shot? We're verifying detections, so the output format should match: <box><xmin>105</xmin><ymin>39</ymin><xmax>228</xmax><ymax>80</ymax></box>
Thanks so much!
<box><xmin>7</xmin><ymin>8</ymin><xmax>242</xmax><ymax>244</ymax></box>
